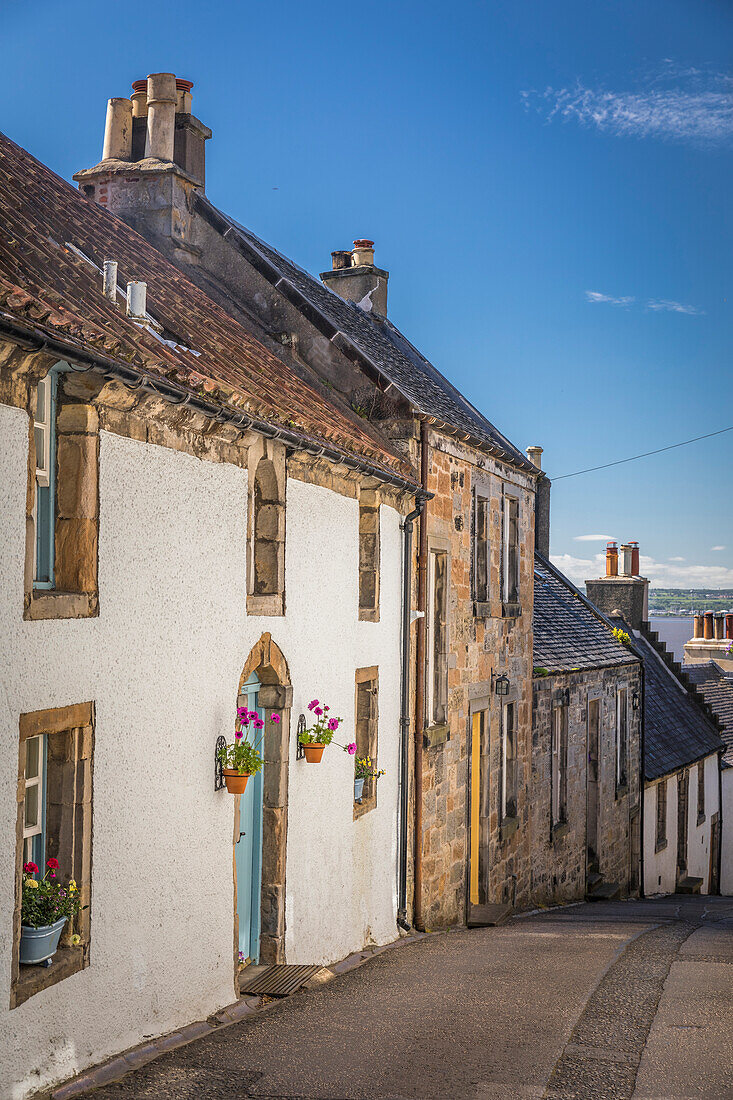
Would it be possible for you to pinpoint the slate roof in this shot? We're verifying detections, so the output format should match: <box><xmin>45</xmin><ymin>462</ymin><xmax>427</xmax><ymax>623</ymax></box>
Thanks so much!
<box><xmin>0</xmin><ymin>132</ymin><xmax>417</xmax><ymax>488</ymax></box>
<box><xmin>533</xmin><ymin>554</ymin><xmax>637</xmax><ymax>672</ymax></box>
<box><xmin>683</xmin><ymin>662</ymin><xmax>733</xmax><ymax>765</ymax></box>
<box><xmin>194</xmin><ymin>194</ymin><xmax>533</xmax><ymax>472</ymax></box>
<box><xmin>619</xmin><ymin>627</ymin><xmax>724</xmax><ymax>781</ymax></box>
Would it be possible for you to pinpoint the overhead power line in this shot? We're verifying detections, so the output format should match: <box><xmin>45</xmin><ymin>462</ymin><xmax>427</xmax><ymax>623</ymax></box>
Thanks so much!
<box><xmin>552</xmin><ymin>424</ymin><xmax>733</xmax><ymax>481</ymax></box>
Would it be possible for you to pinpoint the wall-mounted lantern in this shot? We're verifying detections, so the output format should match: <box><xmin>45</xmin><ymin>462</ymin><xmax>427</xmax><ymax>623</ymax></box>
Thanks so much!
<box><xmin>494</xmin><ymin>674</ymin><xmax>510</xmax><ymax>697</ymax></box>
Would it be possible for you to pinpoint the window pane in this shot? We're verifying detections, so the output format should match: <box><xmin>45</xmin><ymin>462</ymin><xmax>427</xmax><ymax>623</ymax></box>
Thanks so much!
<box><xmin>25</xmin><ymin>737</ymin><xmax>40</xmax><ymax>780</ymax></box>
<box><xmin>475</xmin><ymin>496</ymin><xmax>488</xmax><ymax>601</ymax></box>
<box><xmin>36</xmin><ymin>380</ymin><xmax>46</xmax><ymax>424</ymax></box>
<box><xmin>34</xmin><ymin>425</ymin><xmax>46</xmax><ymax>474</ymax></box>
<box><xmin>24</xmin><ymin>783</ymin><xmax>39</xmax><ymax>831</ymax></box>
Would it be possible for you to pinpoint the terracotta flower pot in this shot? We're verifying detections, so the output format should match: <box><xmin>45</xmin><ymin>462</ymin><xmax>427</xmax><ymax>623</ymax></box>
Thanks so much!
<box><xmin>223</xmin><ymin>769</ymin><xmax>250</xmax><ymax>794</ymax></box>
<box><xmin>303</xmin><ymin>742</ymin><xmax>325</xmax><ymax>763</ymax></box>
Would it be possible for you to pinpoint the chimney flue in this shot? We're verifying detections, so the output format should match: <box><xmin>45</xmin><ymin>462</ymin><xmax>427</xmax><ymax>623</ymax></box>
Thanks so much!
<box><xmin>704</xmin><ymin>611</ymin><xmax>714</xmax><ymax>639</ymax></box>
<box><xmin>145</xmin><ymin>73</ymin><xmax>177</xmax><ymax>161</ymax></box>
<box><xmin>629</xmin><ymin>541</ymin><xmax>639</xmax><ymax>576</ymax></box>
<box><xmin>331</xmin><ymin>250</ymin><xmax>352</xmax><ymax>271</ymax></box>
<box><xmin>619</xmin><ymin>543</ymin><xmax>633</xmax><ymax>577</ymax></box>
<box><xmin>102</xmin><ymin>98</ymin><xmax>133</xmax><ymax>161</ymax></box>
<box><xmin>606</xmin><ymin>542</ymin><xmax>618</xmax><ymax>577</ymax></box>
<box><xmin>103</xmin><ymin>260</ymin><xmax>118</xmax><ymax>302</ymax></box>
<box><xmin>352</xmin><ymin>239</ymin><xmax>375</xmax><ymax>266</ymax></box>
<box><xmin>126</xmin><ymin>280</ymin><xmax>147</xmax><ymax>319</ymax></box>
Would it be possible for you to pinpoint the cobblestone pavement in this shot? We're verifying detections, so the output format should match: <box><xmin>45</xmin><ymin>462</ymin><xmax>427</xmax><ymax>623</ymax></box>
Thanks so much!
<box><xmin>81</xmin><ymin>897</ymin><xmax>733</xmax><ymax>1100</ymax></box>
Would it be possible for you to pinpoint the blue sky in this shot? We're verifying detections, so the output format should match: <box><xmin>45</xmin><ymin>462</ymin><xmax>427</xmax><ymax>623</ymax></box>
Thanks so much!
<box><xmin>4</xmin><ymin>0</ymin><xmax>731</xmax><ymax>588</ymax></box>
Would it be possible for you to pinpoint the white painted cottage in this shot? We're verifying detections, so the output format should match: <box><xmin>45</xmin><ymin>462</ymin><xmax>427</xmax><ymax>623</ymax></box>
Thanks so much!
<box><xmin>0</xmin><ymin>129</ymin><xmax>424</xmax><ymax>1098</ymax></box>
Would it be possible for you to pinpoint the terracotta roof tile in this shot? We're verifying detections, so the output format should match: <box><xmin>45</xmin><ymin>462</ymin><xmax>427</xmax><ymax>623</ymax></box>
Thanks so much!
<box><xmin>0</xmin><ymin>132</ymin><xmax>417</xmax><ymax>487</ymax></box>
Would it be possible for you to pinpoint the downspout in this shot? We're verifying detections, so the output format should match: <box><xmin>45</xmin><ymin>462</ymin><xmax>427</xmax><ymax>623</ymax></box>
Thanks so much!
<box><xmin>717</xmin><ymin>749</ymin><xmax>723</xmax><ymax>895</ymax></box>
<box><xmin>638</xmin><ymin>659</ymin><xmax>646</xmax><ymax>898</ymax></box>
<box><xmin>398</xmin><ymin>499</ymin><xmax>425</xmax><ymax>930</ymax></box>
<box><xmin>413</xmin><ymin>419</ymin><xmax>430</xmax><ymax>931</ymax></box>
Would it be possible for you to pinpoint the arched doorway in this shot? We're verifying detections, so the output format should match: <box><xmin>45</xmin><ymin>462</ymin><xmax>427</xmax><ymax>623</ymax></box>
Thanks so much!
<box><xmin>236</xmin><ymin>633</ymin><xmax>292</xmax><ymax>965</ymax></box>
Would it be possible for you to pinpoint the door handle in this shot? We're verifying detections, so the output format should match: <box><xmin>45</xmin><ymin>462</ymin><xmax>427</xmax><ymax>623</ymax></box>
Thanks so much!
<box><xmin>237</xmin><ymin>831</ymin><xmax>246</xmax><ymax>843</ymax></box>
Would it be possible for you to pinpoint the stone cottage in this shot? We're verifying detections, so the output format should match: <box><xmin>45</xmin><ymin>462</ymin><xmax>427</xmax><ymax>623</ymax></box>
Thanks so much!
<box><xmin>532</xmin><ymin>554</ymin><xmax>642</xmax><ymax>906</ymax></box>
<box><xmin>683</xmin><ymin>662</ymin><xmax>733</xmax><ymax>894</ymax></box>
<box><xmin>0</xmin><ymin>128</ymin><xmax>426</xmax><ymax>1098</ymax></box>
<box><xmin>73</xmin><ymin>72</ymin><xmax>540</xmax><ymax>930</ymax></box>
<box><xmin>587</xmin><ymin>552</ymin><xmax>724</xmax><ymax>897</ymax></box>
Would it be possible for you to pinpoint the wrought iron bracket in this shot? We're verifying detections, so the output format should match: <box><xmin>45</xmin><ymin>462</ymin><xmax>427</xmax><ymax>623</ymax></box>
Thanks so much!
<box><xmin>215</xmin><ymin>735</ymin><xmax>226</xmax><ymax>791</ymax></box>
<box><xmin>296</xmin><ymin>714</ymin><xmax>305</xmax><ymax>760</ymax></box>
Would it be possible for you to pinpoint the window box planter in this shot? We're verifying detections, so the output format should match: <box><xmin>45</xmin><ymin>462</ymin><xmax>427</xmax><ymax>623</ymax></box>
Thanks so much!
<box><xmin>303</xmin><ymin>743</ymin><xmax>325</xmax><ymax>764</ymax></box>
<box><xmin>223</xmin><ymin>769</ymin><xmax>250</xmax><ymax>795</ymax></box>
<box><xmin>20</xmin><ymin>916</ymin><xmax>67</xmax><ymax>966</ymax></box>
<box><xmin>354</xmin><ymin>777</ymin><xmax>365</xmax><ymax>802</ymax></box>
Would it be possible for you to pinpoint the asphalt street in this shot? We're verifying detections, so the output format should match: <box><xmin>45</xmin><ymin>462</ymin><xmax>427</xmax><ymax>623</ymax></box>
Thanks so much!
<box><xmin>86</xmin><ymin>896</ymin><xmax>733</xmax><ymax>1100</ymax></box>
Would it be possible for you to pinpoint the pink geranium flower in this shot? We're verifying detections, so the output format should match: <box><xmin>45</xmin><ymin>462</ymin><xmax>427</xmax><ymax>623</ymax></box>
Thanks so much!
<box><xmin>347</xmin><ymin>742</ymin><xmax>357</xmax><ymax>755</ymax></box>
<box><xmin>328</xmin><ymin>718</ymin><xmax>339</xmax><ymax>731</ymax></box>
<box><xmin>23</xmin><ymin>861</ymin><xmax>38</xmax><ymax>874</ymax></box>
<box><xmin>271</xmin><ymin>714</ymin><xmax>281</xmax><ymax>724</ymax></box>
<box><xmin>308</xmin><ymin>699</ymin><xmax>319</xmax><ymax>711</ymax></box>
<box><xmin>47</xmin><ymin>858</ymin><xmax>60</xmax><ymax>870</ymax></box>
<box><xmin>314</xmin><ymin>707</ymin><xmax>323</xmax><ymax>716</ymax></box>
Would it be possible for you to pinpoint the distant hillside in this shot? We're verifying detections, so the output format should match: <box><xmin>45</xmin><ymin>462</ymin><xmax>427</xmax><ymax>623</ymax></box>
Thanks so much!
<box><xmin>647</xmin><ymin>589</ymin><xmax>733</xmax><ymax>615</ymax></box>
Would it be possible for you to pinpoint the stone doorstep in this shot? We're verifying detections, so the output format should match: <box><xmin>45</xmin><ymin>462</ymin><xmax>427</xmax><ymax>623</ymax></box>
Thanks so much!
<box><xmin>48</xmin><ymin>930</ymin><xmax>431</xmax><ymax>1099</ymax></box>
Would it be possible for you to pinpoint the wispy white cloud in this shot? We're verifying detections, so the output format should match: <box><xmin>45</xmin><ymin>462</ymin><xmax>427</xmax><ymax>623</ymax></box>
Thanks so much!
<box><xmin>711</xmin><ymin>545</ymin><xmax>726</xmax><ymax>552</ymax></box>
<box><xmin>647</xmin><ymin>298</ymin><xmax>703</xmax><ymax>315</ymax></box>
<box><xmin>585</xmin><ymin>291</ymin><xmax>702</xmax><ymax>316</ymax></box>
<box><xmin>522</xmin><ymin>64</ymin><xmax>733</xmax><ymax>145</ymax></box>
<box><xmin>573</xmin><ymin>534</ymin><xmax>614</xmax><ymax>542</ymax></box>
<box><xmin>551</xmin><ymin>550</ymin><xmax>733</xmax><ymax>590</ymax></box>
<box><xmin>585</xmin><ymin>291</ymin><xmax>634</xmax><ymax>307</ymax></box>
<box><xmin>668</xmin><ymin>556</ymin><xmax>686</xmax><ymax>562</ymax></box>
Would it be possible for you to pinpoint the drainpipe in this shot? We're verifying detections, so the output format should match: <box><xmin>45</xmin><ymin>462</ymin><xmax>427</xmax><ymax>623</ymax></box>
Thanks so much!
<box><xmin>398</xmin><ymin>499</ymin><xmax>424</xmax><ymax>930</ymax></box>
<box><xmin>638</xmin><ymin>660</ymin><xmax>646</xmax><ymax>897</ymax></box>
<box><xmin>413</xmin><ymin>419</ymin><xmax>430</xmax><ymax>931</ymax></box>
<box><xmin>717</xmin><ymin>748</ymin><xmax>723</xmax><ymax>895</ymax></box>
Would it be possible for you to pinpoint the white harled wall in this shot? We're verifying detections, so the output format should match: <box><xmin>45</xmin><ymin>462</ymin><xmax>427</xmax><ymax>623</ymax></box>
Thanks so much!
<box><xmin>643</xmin><ymin>754</ymin><xmax>721</xmax><ymax>897</ymax></box>
<box><xmin>0</xmin><ymin>404</ymin><xmax>405</xmax><ymax>1097</ymax></box>
<box><xmin>722</xmin><ymin>767</ymin><xmax>733</xmax><ymax>895</ymax></box>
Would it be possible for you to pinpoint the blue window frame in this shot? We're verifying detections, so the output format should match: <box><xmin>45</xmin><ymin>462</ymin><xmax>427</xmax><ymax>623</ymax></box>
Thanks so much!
<box><xmin>33</xmin><ymin>370</ymin><xmax>58</xmax><ymax>590</ymax></box>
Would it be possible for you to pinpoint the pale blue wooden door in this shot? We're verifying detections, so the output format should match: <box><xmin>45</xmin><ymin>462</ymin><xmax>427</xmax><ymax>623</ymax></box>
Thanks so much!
<box><xmin>235</xmin><ymin>674</ymin><xmax>264</xmax><ymax>963</ymax></box>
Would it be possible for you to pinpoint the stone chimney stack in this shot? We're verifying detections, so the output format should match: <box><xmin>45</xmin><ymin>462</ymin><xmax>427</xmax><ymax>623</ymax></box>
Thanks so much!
<box><xmin>586</xmin><ymin>540</ymin><xmax>649</xmax><ymax>630</ymax></box>
<box><xmin>320</xmin><ymin>240</ymin><xmax>389</xmax><ymax>317</ymax></box>
<box><xmin>74</xmin><ymin>73</ymin><xmax>211</xmax><ymax>250</ymax></box>
<box><xmin>526</xmin><ymin>445</ymin><xmax>550</xmax><ymax>558</ymax></box>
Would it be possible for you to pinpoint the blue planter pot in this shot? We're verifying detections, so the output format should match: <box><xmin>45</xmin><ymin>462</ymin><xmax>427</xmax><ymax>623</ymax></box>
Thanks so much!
<box><xmin>20</xmin><ymin>917</ymin><xmax>67</xmax><ymax>965</ymax></box>
<box><xmin>354</xmin><ymin>777</ymin><xmax>365</xmax><ymax>803</ymax></box>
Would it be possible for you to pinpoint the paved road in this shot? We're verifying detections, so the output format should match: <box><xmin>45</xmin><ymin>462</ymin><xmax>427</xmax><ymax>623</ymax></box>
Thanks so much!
<box><xmin>90</xmin><ymin>897</ymin><xmax>733</xmax><ymax>1099</ymax></box>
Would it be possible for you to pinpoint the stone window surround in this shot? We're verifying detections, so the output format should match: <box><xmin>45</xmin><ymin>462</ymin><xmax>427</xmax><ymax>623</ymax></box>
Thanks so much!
<box><xmin>12</xmin><ymin>701</ymin><xmax>94</xmax><ymax>1009</ymax></box>
<box><xmin>655</xmin><ymin>778</ymin><xmax>668</xmax><ymax>853</ymax></box>
<box><xmin>500</xmin><ymin>488</ymin><xmax>520</xmax><ymax>620</ymax></box>
<box><xmin>499</xmin><ymin>679</ymin><xmax>520</xmax><ymax>840</ymax></box>
<box><xmin>615</xmin><ymin>684</ymin><xmax>629</xmax><ymax>797</ymax></box>
<box><xmin>246</xmin><ymin>437</ymin><xmax>286</xmax><ymax>617</ymax></box>
<box><xmin>24</xmin><ymin>369</ymin><xmax>100</xmax><ymax>622</ymax></box>
<box><xmin>696</xmin><ymin>761</ymin><xmax>706</xmax><ymax>826</ymax></box>
<box><xmin>471</xmin><ymin>472</ymin><xmax>492</xmax><ymax>615</ymax></box>
<box><xmin>353</xmin><ymin>666</ymin><xmax>379</xmax><ymax>820</ymax></box>
<box><xmin>551</xmin><ymin>699</ymin><xmax>569</xmax><ymax>831</ymax></box>
<box><xmin>425</xmin><ymin>533</ymin><xmax>451</xmax><ymax>747</ymax></box>
<box><xmin>358</xmin><ymin>489</ymin><xmax>381</xmax><ymax>623</ymax></box>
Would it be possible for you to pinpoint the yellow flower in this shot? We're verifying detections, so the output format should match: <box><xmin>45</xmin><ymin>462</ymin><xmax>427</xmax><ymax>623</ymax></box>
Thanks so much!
<box><xmin>71</xmin><ymin>934</ymin><xmax>81</xmax><ymax>946</ymax></box>
<box><xmin>68</xmin><ymin>879</ymin><xmax>77</xmax><ymax>893</ymax></box>
<box><xmin>26</xmin><ymin>879</ymin><xmax>38</xmax><ymax>889</ymax></box>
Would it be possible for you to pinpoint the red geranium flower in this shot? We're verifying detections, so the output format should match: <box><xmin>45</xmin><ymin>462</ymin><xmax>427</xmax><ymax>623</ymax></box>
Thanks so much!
<box><xmin>23</xmin><ymin>861</ymin><xmax>39</xmax><ymax>874</ymax></box>
<box><xmin>46</xmin><ymin>858</ymin><xmax>60</xmax><ymax>870</ymax></box>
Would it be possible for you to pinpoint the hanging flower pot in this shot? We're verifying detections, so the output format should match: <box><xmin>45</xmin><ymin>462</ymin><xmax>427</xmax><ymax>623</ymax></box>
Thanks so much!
<box><xmin>354</xmin><ymin>776</ymin><xmax>365</xmax><ymax>802</ymax></box>
<box><xmin>217</xmin><ymin>708</ymin><xmax>280</xmax><ymax>794</ymax></box>
<box><xmin>298</xmin><ymin>698</ymin><xmax>344</xmax><ymax>762</ymax></box>
<box><xmin>303</xmin><ymin>742</ymin><xmax>325</xmax><ymax>763</ymax></box>
<box><xmin>223</xmin><ymin>769</ymin><xmax>250</xmax><ymax>795</ymax></box>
